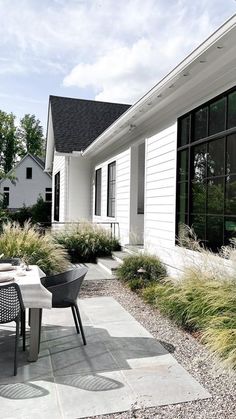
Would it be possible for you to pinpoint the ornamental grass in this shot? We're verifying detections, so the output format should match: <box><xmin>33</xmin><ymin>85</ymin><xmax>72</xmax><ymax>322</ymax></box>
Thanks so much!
<box><xmin>0</xmin><ymin>221</ymin><xmax>69</xmax><ymax>274</ymax></box>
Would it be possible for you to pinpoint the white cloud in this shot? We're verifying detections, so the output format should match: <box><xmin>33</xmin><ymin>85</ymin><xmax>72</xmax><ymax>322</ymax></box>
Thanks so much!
<box><xmin>0</xmin><ymin>0</ymin><xmax>235</xmax><ymax>102</ymax></box>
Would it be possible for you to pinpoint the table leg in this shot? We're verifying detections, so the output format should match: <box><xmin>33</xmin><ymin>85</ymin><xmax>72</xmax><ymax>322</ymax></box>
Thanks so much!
<box><xmin>28</xmin><ymin>308</ymin><xmax>42</xmax><ymax>362</ymax></box>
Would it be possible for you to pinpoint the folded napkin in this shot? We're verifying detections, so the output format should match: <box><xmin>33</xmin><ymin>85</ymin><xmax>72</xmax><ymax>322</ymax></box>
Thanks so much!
<box><xmin>0</xmin><ymin>273</ymin><xmax>15</xmax><ymax>283</ymax></box>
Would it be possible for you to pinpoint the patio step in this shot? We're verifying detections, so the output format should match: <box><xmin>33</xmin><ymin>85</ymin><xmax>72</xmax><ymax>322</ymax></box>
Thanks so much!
<box><xmin>97</xmin><ymin>257</ymin><xmax>121</xmax><ymax>276</ymax></box>
<box><xmin>98</xmin><ymin>247</ymin><xmax>144</xmax><ymax>276</ymax></box>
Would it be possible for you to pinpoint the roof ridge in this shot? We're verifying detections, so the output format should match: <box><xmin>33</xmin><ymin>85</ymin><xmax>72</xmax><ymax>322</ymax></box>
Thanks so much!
<box><xmin>49</xmin><ymin>95</ymin><xmax>131</xmax><ymax>107</ymax></box>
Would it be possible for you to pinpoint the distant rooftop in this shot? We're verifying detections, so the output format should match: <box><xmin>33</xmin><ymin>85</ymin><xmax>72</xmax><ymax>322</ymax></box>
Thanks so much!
<box><xmin>49</xmin><ymin>95</ymin><xmax>131</xmax><ymax>153</ymax></box>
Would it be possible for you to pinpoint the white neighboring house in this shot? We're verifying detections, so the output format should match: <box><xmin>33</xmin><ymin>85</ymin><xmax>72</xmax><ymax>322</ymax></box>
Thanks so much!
<box><xmin>45</xmin><ymin>16</ymin><xmax>236</xmax><ymax>276</ymax></box>
<box><xmin>0</xmin><ymin>154</ymin><xmax>52</xmax><ymax>210</ymax></box>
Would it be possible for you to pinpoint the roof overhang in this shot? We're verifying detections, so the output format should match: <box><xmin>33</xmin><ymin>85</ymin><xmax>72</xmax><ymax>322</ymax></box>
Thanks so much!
<box><xmin>83</xmin><ymin>14</ymin><xmax>236</xmax><ymax>158</ymax></box>
<box><xmin>45</xmin><ymin>104</ymin><xmax>55</xmax><ymax>172</ymax></box>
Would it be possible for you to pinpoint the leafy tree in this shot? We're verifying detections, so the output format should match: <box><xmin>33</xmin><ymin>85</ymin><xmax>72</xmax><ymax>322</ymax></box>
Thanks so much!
<box><xmin>0</xmin><ymin>111</ymin><xmax>18</xmax><ymax>173</ymax></box>
<box><xmin>18</xmin><ymin>114</ymin><xmax>45</xmax><ymax>157</ymax></box>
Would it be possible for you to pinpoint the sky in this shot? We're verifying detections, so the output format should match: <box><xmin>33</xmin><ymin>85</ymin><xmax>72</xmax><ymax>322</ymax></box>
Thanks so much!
<box><xmin>0</xmin><ymin>0</ymin><xmax>235</xmax><ymax>133</ymax></box>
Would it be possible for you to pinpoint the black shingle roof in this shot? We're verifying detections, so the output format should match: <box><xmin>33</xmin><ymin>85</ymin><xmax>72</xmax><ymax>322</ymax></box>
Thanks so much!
<box><xmin>49</xmin><ymin>95</ymin><xmax>131</xmax><ymax>153</ymax></box>
<box><xmin>31</xmin><ymin>154</ymin><xmax>45</xmax><ymax>168</ymax></box>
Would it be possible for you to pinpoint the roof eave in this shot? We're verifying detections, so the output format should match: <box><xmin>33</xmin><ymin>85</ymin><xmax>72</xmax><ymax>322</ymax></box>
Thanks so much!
<box><xmin>82</xmin><ymin>14</ymin><xmax>236</xmax><ymax>157</ymax></box>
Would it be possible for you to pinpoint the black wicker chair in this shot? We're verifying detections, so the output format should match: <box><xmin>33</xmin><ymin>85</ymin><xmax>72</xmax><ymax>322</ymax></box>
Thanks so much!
<box><xmin>0</xmin><ymin>283</ymin><xmax>25</xmax><ymax>375</ymax></box>
<box><xmin>41</xmin><ymin>267</ymin><xmax>88</xmax><ymax>345</ymax></box>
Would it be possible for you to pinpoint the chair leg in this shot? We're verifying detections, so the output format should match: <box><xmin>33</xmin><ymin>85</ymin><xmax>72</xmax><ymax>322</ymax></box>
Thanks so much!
<box><xmin>14</xmin><ymin>318</ymin><xmax>20</xmax><ymax>376</ymax></box>
<box><xmin>71</xmin><ymin>306</ymin><xmax>80</xmax><ymax>334</ymax></box>
<box><xmin>74</xmin><ymin>303</ymin><xmax>86</xmax><ymax>345</ymax></box>
<box><xmin>38</xmin><ymin>309</ymin><xmax>43</xmax><ymax>353</ymax></box>
<box><xmin>21</xmin><ymin>310</ymin><xmax>26</xmax><ymax>351</ymax></box>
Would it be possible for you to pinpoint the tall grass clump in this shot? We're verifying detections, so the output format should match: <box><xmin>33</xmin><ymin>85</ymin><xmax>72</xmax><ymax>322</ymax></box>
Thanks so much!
<box><xmin>54</xmin><ymin>223</ymin><xmax>121</xmax><ymax>263</ymax></box>
<box><xmin>116</xmin><ymin>254</ymin><xmax>167</xmax><ymax>290</ymax></box>
<box><xmin>142</xmin><ymin>264</ymin><xmax>236</xmax><ymax>369</ymax></box>
<box><xmin>0</xmin><ymin>221</ymin><xmax>69</xmax><ymax>274</ymax></box>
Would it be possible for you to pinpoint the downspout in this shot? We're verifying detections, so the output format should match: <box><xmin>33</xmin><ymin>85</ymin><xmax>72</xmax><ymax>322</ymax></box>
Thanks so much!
<box><xmin>65</xmin><ymin>156</ymin><xmax>70</xmax><ymax>222</ymax></box>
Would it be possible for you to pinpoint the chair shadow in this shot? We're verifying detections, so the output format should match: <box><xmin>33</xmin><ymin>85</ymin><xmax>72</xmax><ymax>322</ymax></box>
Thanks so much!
<box><xmin>0</xmin><ymin>382</ymin><xmax>50</xmax><ymax>399</ymax></box>
<box><xmin>0</xmin><ymin>322</ymin><xmax>175</xmax><ymax>399</ymax></box>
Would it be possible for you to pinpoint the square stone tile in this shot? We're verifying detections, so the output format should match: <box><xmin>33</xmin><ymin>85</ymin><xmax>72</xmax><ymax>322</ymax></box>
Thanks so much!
<box><xmin>0</xmin><ymin>377</ymin><xmax>62</xmax><ymax>419</ymax></box>
<box><xmin>55</xmin><ymin>371</ymin><xmax>138</xmax><ymax>419</ymax></box>
<box><xmin>50</xmin><ymin>341</ymin><xmax>120</xmax><ymax>376</ymax></box>
<box><xmin>123</xmin><ymin>364</ymin><xmax>211</xmax><ymax>408</ymax></box>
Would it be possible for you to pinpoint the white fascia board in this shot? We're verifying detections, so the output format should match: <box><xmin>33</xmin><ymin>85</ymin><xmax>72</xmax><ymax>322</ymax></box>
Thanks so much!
<box><xmin>45</xmin><ymin>104</ymin><xmax>55</xmax><ymax>172</ymax></box>
<box><xmin>83</xmin><ymin>14</ymin><xmax>236</xmax><ymax>157</ymax></box>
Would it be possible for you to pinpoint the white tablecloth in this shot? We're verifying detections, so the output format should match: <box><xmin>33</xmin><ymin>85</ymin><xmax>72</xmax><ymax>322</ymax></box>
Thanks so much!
<box><xmin>14</xmin><ymin>265</ymin><xmax>52</xmax><ymax>309</ymax></box>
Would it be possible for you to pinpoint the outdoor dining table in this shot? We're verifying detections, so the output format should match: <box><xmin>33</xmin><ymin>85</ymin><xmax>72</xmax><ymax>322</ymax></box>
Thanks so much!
<box><xmin>14</xmin><ymin>265</ymin><xmax>52</xmax><ymax>362</ymax></box>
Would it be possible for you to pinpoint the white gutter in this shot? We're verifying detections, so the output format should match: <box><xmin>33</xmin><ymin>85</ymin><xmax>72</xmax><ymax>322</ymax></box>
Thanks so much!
<box><xmin>82</xmin><ymin>14</ymin><xmax>236</xmax><ymax>157</ymax></box>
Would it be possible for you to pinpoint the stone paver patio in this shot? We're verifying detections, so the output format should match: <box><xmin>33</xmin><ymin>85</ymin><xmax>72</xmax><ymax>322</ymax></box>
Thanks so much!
<box><xmin>0</xmin><ymin>289</ymin><xmax>211</xmax><ymax>419</ymax></box>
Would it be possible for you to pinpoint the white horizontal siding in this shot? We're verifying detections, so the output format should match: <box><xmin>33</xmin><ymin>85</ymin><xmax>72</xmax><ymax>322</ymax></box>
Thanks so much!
<box><xmin>92</xmin><ymin>148</ymin><xmax>131</xmax><ymax>244</ymax></box>
<box><xmin>144</xmin><ymin>123</ymin><xmax>177</xmax><ymax>255</ymax></box>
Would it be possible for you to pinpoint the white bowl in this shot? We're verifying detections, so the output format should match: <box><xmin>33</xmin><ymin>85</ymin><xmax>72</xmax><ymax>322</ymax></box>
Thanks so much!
<box><xmin>0</xmin><ymin>263</ymin><xmax>14</xmax><ymax>271</ymax></box>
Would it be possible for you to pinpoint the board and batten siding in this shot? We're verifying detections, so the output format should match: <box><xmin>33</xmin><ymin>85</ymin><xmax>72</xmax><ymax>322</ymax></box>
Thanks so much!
<box><xmin>145</xmin><ymin>123</ymin><xmax>179</xmax><ymax>273</ymax></box>
<box><xmin>92</xmin><ymin>148</ymin><xmax>131</xmax><ymax>245</ymax></box>
<box><xmin>52</xmin><ymin>155</ymin><xmax>67</xmax><ymax>223</ymax></box>
<box><xmin>0</xmin><ymin>155</ymin><xmax>51</xmax><ymax>209</ymax></box>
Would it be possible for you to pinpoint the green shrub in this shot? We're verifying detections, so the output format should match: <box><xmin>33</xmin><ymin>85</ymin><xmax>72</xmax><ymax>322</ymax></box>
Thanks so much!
<box><xmin>142</xmin><ymin>271</ymin><xmax>236</xmax><ymax>369</ymax></box>
<box><xmin>8</xmin><ymin>196</ymin><xmax>51</xmax><ymax>226</ymax></box>
<box><xmin>54</xmin><ymin>223</ymin><xmax>121</xmax><ymax>263</ymax></box>
<box><xmin>0</xmin><ymin>221</ymin><xmax>69</xmax><ymax>274</ymax></box>
<box><xmin>116</xmin><ymin>254</ymin><xmax>167</xmax><ymax>290</ymax></box>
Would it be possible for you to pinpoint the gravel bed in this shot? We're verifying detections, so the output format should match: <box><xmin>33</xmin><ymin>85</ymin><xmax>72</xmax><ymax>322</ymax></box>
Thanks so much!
<box><xmin>81</xmin><ymin>278</ymin><xmax>236</xmax><ymax>419</ymax></box>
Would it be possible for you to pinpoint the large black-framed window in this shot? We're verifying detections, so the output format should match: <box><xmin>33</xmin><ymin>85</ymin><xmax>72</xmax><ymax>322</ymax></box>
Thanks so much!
<box><xmin>107</xmin><ymin>161</ymin><xmax>116</xmax><ymax>217</ymax></box>
<box><xmin>177</xmin><ymin>86</ymin><xmax>236</xmax><ymax>251</ymax></box>
<box><xmin>54</xmin><ymin>172</ymin><xmax>60</xmax><ymax>221</ymax></box>
<box><xmin>95</xmin><ymin>168</ymin><xmax>102</xmax><ymax>216</ymax></box>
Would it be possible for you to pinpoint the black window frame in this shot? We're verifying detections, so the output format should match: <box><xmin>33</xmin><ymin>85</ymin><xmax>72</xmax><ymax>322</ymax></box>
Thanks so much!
<box><xmin>3</xmin><ymin>187</ymin><xmax>9</xmax><ymax>207</ymax></box>
<box><xmin>176</xmin><ymin>85</ymin><xmax>236</xmax><ymax>251</ymax></box>
<box><xmin>26</xmin><ymin>167</ymin><xmax>32</xmax><ymax>179</ymax></box>
<box><xmin>107</xmin><ymin>161</ymin><xmax>116</xmax><ymax>218</ymax></box>
<box><xmin>95</xmin><ymin>168</ymin><xmax>102</xmax><ymax>216</ymax></box>
<box><xmin>54</xmin><ymin>172</ymin><xmax>60</xmax><ymax>221</ymax></box>
<box><xmin>45</xmin><ymin>187</ymin><xmax>52</xmax><ymax>202</ymax></box>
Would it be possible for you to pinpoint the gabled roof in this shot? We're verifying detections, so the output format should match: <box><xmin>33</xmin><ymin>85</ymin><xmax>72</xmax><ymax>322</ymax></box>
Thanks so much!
<box><xmin>32</xmin><ymin>154</ymin><xmax>45</xmax><ymax>169</ymax></box>
<box><xmin>0</xmin><ymin>153</ymin><xmax>50</xmax><ymax>185</ymax></box>
<box><xmin>49</xmin><ymin>95</ymin><xmax>131</xmax><ymax>153</ymax></box>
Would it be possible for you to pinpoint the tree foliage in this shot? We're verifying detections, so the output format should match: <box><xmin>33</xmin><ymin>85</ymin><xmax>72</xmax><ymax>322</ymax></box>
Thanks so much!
<box><xmin>0</xmin><ymin>111</ymin><xmax>44</xmax><ymax>175</ymax></box>
<box><xmin>18</xmin><ymin>114</ymin><xmax>45</xmax><ymax>157</ymax></box>
<box><xmin>0</xmin><ymin>111</ymin><xmax>18</xmax><ymax>174</ymax></box>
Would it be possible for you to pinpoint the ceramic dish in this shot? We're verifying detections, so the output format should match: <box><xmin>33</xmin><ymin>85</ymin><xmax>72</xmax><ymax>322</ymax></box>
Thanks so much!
<box><xmin>0</xmin><ymin>274</ymin><xmax>15</xmax><ymax>282</ymax></box>
<box><xmin>0</xmin><ymin>263</ymin><xmax>15</xmax><ymax>271</ymax></box>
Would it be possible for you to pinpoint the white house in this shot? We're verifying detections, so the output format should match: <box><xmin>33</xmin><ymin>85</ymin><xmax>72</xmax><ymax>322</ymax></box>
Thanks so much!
<box><xmin>45</xmin><ymin>15</ymin><xmax>236</xmax><ymax>275</ymax></box>
<box><xmin>0</xmin><ymin>154</ymin><xmax>52</xmax><ymax>210</ymax></box>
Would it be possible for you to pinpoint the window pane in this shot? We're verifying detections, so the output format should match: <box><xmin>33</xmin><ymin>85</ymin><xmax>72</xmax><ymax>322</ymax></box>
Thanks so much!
<box><xmin>193</xmin><ymin>107</ymin><xmax>207</xmax><ymax>141</ymax></box>
<box><xmin>228</xmin><ymin>91</ymin><xmax>236</xmax><ymax>129</ymax></box>
<box><xmin>178</xmin><ymin>150</ymin><xmax>188</xmax><ymax>181</ymax></box>
<box><xmin>179</xmin><ymin>115</ymin><xmax>190</xmax><ymax>147</ymax></box>
<box><xmin>177</xmin><ymin>182</ymin><xmax>188</xmax><ymax>213</ymax></box>
<box><xmin>95</xmin><ymin>169</ymin><xmax>102</xmax><ymax>216</ymax></box>
<box><xmin>206</xmin><ymin>216</ymin><xmax>223</xmax><ymax>251</ymax></box>
<box><xmin>209</xmin><ymin>97</ymin><xmax>226</xmax><ymax>135</ymax></box>
<box><xmin>191</xmin><ymin>180</ymin><xmax>206</xmax><ymax>213</ymax></box>
<box><xmin>225</xmin><ymin>175</ymin><xmax>236</xmax><ymax>215</ymax></box>
<box><xmin>207</xmin><ymin>178</ymin><xmax>224</xmax><ymax>214</ymax></box>
<box><xmin>226</xmin><ymin>134</ymin><xmax>236</xmax><ymax>175</ymax></box>
<box><xmin>224</xmin><ymin>217</ymin><xmax>236</xmax><ymax>245</ymax></box>
<box><xmin>191</xmin><ymin>214</ymin><xmax>205</xmax><ymax>243</ymax></box>
<box><xmin>207</xmin><ymin>138</ymin><xmax>224</xmax><ymax>177</ymax></box>
<box><xmin>192</xmin><ymin>143</ymin><xmax>207</xmax><ymax>181</ymax></box>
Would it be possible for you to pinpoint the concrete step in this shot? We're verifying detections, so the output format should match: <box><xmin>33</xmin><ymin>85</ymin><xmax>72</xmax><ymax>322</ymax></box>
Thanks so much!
<box><xmin>97</xmin><ymin>257</ymin><xmax>121</xmax><ymax>276</ymax></box>
<box><xmin>122</xmin><ymin>245</ymin><xmax>144</xmax><ymax>255</ymax></box>
<box><xmin>112</xmin><ymin>250</ymin><xmax>131</xmax><ymax>263</ymax></box>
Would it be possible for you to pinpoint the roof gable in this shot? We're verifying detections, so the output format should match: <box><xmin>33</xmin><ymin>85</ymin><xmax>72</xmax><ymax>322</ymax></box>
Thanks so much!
<box><xmin>49</xmin><ymin>95</ymin><xmax>131</xmax><ymax>153</ymax></box>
